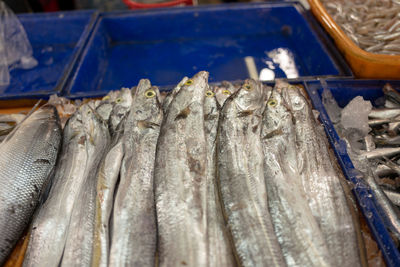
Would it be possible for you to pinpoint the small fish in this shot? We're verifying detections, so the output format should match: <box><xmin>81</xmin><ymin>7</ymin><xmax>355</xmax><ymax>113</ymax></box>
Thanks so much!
<box><xmin>61</xmin><ymin>104</ymin><xmax>111</xmax><ymax>267</ymax></box>
<box><xmin>383</xmin><ymin>188</ymin><xmax>400</xmax><ymax>207</ymax></box>
<box><xmin>383</xmin><ymin>83</ymin><xmax>400</xmax><ymax>105</ymax></box>
<box><xmin>374</xmin><ymin>134</ymin><xmax>400</xmax><ymax>146</ymax></box>
<box><xmin>369</xmin><ymin>108</ymin><xmax>400</xmax><ymax>120</ymax></box>
<box><xmin>360</xmin><ymin>147</ymin><xmax>400</xmax><ymax>160</ymax></box>
<box><xmin>154</xmin><ymin>71</ymin><xmax>209</xmax><ymax>267</ymax></box>
<box><xmin>0</xmin><ymin>106</ymin><xmax>62</xmax><ymax>265</ymax></box>
<box><xmin>109</xmin><ymin>80</ymin><xmax>163</xmax><ymax>267</ymax></box>
<box><xmin>217</xmin><ymin>79</ymin><xmax>286</xmax><ymax>267</ymax></box>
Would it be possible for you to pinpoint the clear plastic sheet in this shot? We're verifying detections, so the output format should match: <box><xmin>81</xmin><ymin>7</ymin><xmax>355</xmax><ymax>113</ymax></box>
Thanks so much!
<box><xmin>0</xmin><ymin>1</ymin><xmax>37</xmax><ymax>86</ymax></box>
<box><xmin>321</xmin><ymin>0</ymin><xmax>400</xmax><ymax>55</ymax></box>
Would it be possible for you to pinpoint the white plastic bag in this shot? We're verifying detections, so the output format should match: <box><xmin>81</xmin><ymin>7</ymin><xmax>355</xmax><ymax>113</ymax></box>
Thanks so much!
<box><xmin>0</xmin><ymin>1</ymin><xmax>37</xmax><ymax>86</ymax></box>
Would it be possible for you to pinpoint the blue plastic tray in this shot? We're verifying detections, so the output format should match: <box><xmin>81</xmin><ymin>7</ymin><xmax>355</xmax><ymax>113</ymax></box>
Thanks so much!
<box><xmin>0</xmin><ymin>10</ymin><xmax>97</xmax><ymax>101</ymax></box>
<box><xmin>305</xmin><ymin>79</ymin><xmax>400</xmax><ymax>267</ymax></box>
<box><xmin>64</xmin><ymin>1</ymin><xmax>351</xmax><ymax>98</ymax></box>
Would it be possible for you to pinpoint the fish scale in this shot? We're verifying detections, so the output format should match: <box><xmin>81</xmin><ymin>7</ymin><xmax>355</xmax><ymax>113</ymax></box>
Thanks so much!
<box><xmin>0</xmin><ymin>106</ymin><xmax>61</xmax><ymax>265</ymax></box>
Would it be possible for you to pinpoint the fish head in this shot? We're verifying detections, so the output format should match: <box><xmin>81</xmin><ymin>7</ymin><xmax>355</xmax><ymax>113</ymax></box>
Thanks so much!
<box><xmin>167</xmin><ymin>71</ymin><xmax>209</xmax><ymax>122</ymax></box>
<box><xmin>204</xmin><ymin>88</ymin><xmax>219</xmax><ymax>133</ymax></box>
<box><xmin>232</xmin><ymin>79</ymin><xmax>268</xmax><ymax>117</ymax></box>
<box><xmin>162</xmin><ymin>76</ymin><xmax>189</xmax><ymax>114</ymax></box>
<box><xmin>109</xmin><ymin>87</ymin><xmax>133</xmax><ymax>131</ymax></box>
<box><xmin>131</xmin><ymin>79</ymin><xmax>163</xmax><ymax>126</ymax></box>
<box><xmin>214</xmin><ymin>81</ymin><xmax>239</xmax><ymax>108</ymax></box>
<box><xmin>262</xmin><ymin>85</ymin><xmax>293</xmax><ymax>138</ymax></box>
<box><xmin>96</xmin><ymin>102</ymin><xmax>113</xmax><ymax>122</ymax></box>
<box><xmin>283</xmin><ymin>84</ymin><xmax>308</xmax><ymax>112</ymax></box>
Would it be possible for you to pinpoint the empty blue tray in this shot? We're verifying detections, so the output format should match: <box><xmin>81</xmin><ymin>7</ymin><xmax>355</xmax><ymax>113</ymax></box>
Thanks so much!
<box><xmin>64</xmin><ymin>1</ymin><xmax>351</xmax><ymax>98</ymax></box>
<box><xmin>0</xmin><ymin>10</ymin><xmax>96</xmax><ymax>100</ymax></box>
<box><xmin>305</xmin><ymin>79</ymin><xmax>400</xmax><ymax>267</ymax></box>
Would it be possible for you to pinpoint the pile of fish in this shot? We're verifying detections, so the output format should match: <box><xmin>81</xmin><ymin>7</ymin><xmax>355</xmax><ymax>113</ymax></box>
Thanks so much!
<box><xmin>0</xmin><ymin>71</ymin><xmax>364</xmax><ymax>267</ymax></box>
<box><xmin>323</xmin><ymin>83</ymin><xmax>400</xmax><ymax>247</ymax></box>
<box><xmin>321</xmin><ymin>0</ymin><xmax>400</xmax><ymax>55</ymax></box>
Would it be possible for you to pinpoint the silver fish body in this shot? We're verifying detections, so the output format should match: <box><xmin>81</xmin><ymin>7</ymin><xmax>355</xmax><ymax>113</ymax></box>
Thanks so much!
<box><xmin>262</xmin><ymin>84</ymin><xmax>332</xmax><ymax>267</ymax></box>
<box><xmin>109</xmin><ymin>80</ymin><xmax>163</xmax><ymax>267</ymax></box>
<box><xmin>361</xmin><ymin>147</ymin><xmax>400</xmax><ymax>159</ymax></box>
<box><xmin>162</xmin><ymin>76</ymin><xmax>188</xmax><ymax>114</ymax></box>
<box><xmin>216</xmin><ymin>79</ymin><xmax>286</xmax><ymax>267</ymax></box>
<box><xmin>369</xmin><ymin>108</ymin><xmax>400</xmax><ymax>120</ymax></box>
<box><xmin>23</xmin><ymin>105</ymin><xmax>104</xmax><ymax>267</ymax></box>
<box><xmin>92</xmin><ymin>118</ymin><xmax>126</xmax><ymax>267</ymax></box>
<box><xmin>0</xmin><ymin>106</ymin><xmax>61</xmax><ymax>265</ymax></box>
<box><xmin>109</xmin><ymin>87</ymin><xmax>133</xmax><ymax>133</ymax></box>
<box><xmin>204</xmin><ymin>90</ymin><xmax>236</xmax><ymax>267</ymax></box>
<box><xmin>154</xmin><ymin>71</ymin><xmax>209</xmax><ymax>267</ymax></box>
<box><xmin>383</xmin><ymin>188</ymin><xmax>400</xmax><ymax>207</ymax></box>
<box><xmin>286</xmin><ymin>85</ymin><xmax>361</xmax><ymax>267</ymax></box>
<box><xmin>61</xmin><ymin>104</ymin><xmax>111</xmax><ymax>267</ymax></box>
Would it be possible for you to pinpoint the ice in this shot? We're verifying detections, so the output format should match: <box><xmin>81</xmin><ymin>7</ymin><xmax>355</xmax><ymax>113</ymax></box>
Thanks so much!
<box><xmin>322</xmin><ymin>88</ymin><xmax>342</xmax><ymax>123</ymax></box>
<box><xmin>340</xmin><ymin>96</ymin><xmax>372</xmax><ymax>137</ymax></box>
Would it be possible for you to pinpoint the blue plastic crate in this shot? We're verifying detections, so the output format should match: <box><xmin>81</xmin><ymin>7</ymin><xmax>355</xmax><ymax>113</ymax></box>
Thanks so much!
<box><xmin>305</xmin><ymin>79</ymin><xmax>400</xmax><ymax>267</ymax></box>
<box><xmin>0</xmin><ymin>10</ymin><xmax>97</xmax><ymax>101</ymax></box>
<box><xmin>64</xmin><ymin>1</ymin><xmax>351</xmax><ymax>98</ymax></box>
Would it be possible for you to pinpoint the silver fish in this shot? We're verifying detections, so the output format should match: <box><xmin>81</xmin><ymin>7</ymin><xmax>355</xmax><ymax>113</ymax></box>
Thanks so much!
<box><xmin>360</xmin><ymin>147</ymin><xmax>400</xmax><ymax>159</ymax></box>
<box><xmin>61</xmin><ymin>104</ymin><xmax>110</xmax><ymax>267</ymax></box>
<box><xmin>109</xmin><ymin>80</ymin><xmax>163</xmax><ymax>267</ymax></box>
<box><xmin>23</xmin><ymin>104</ymin><xmax>108</xmax><ymax>267</ymax></box>
<box><xmin>262</xmin><ymin>83</ymin><xmax>332</xmax><ymax>267</ymax></box>
<box><xmin>203</xmin><ymin>89</ymin><xmax>236</xmax><ymax>267</ymax></box>
<box><xmin>383</xmin><ymin>188</ymin><xmax>400</xmax><ymax>207</ymax></box>
<box><xmin>0</xmin><ymin>106</ymin><xmax>61</xmax><ymax>265</ymax></box>
<box><xmin>363</xmin><ymin>168</ymin><xmax>400</xmax><ymax>240</ymax></box>
<box><xmin>286</xmin><ymin>85</ymin><xmax>361</xmax><ymax>267</ymax></box>
<box><xmin>92</xmin><ymin>118</ymin><xmax>126</xmax><ymax>267</ymax></box>
<box><xmin>369</xmin><ymin>108</ymin><xmax>400</xmax><ymax>120</ymax></box>
<box><xmin>154</xmin><ymin>71</ymin><xmax>209</xmax><ymax>267</ymax></box>
<box><xmin>216</xmin><ymin>79</ymin><xmax>286</xmax><ymax>267</ymax></box>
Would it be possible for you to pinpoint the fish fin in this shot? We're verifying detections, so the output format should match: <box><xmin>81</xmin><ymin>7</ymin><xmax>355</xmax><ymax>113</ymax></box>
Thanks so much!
<box><xmin>237</xmin><ymin>110</ymin><xmax>254</xmax><ymax>117</ymax></box>
<box><xmin>175</xmin><ymin>106</ymin><xmax>191</xmax><ymax>121</ymax></box>
<box><xmin>137</xmin><ymin>120</ymin><xmax>160</xmax><ymax>129</ymax></box>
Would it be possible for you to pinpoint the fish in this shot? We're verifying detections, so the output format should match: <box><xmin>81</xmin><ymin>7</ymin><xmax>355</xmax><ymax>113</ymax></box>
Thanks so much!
<box><xmin>383</xmin><ymin>83</ymin><xmax>400</xmax><ymax>105</ymax></box>
<box><xmin>154</xmin><ymin>71</ymin><xmax>209</xmax><ymax>267</ymax></box>
<box><xmin>91</xmin><ymin>118</ymin><xmax>126</xmax><ymax>267</ymax></box>
<box><xmin>363</xmin><ymin>168</ymin><xmax>400</xmax><ymax>240</ymax></box>
<box><xmin>60</xmin><ymin>104</ymin><xmax>111</xmax><ymax>267</ymax></box>
<box><xmin>262</xmin><ymin>83</ymin><xmax>333</xmax><ymax>267</ymax></box>
<box><xmin>0</xmin><ymin>105</ymin><xmax>62</xmax><ymax>265</ymax></box>
<box><xmin>216</xmin><ymin>79</ymin><xmax>286</xmax><ymax>267</ymax></box>
<box><xmin>23</xmin><ymin>104</ymin><xmax>111</xmax><ymax>267</ymax></box>
<box><xmin>108</xmin><ymin>80</ymin><xmax>163</xmax><ymax>267</ymax></box>
<box><xmin>374</xmin><ymin>134</ymin><xmax>400</xmax><ymax>146</ymax></box>
<box><xmin>360</xmin><ymin>147</ymin><xmax>400</xmax><ymax>160</ymax></box>
<box><xmin>214</xmin><ymin>81</ymin><xmax>239</xmax><ymax>107</ymax></box>
<box><xmin>383</xmin><ymin>188</ymin><xmax>400</xmax><ymax>207</ymax></box>
<box><xmin>369</xmin><ymin>108</ymin><xmax>400</xmax><ymax>120</ymax></box>
<box><xmin>285</xmin><ymin>84</ymin><xmax>361</xmax><ymax>267</ymax></box>
<box><xmin>203</xmin><ymin>88</ymin><xmax>236</xmax><ymax>267</ymax></box>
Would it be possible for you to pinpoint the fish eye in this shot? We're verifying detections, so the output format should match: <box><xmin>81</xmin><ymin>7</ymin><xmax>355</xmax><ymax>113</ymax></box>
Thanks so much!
<box><xmin>145</xmin><ymin>89</ymin><xmax>156</xmax><ymax>98</ymax></box>
<box><xmin>184</xmin><ymin>79</ymin><xmax>194</xmax><ymax>86</ymax></box>
<box><xmin>205</xmin><ymin>90</ymin><xmax>214</xmax><ymax>97</ymax></box>
<box><xmin>268</xmin><ymin>99</ymin><xmax>277</xmax><ymax>107</ymax></box>
<box><xmin>87</xmin><ymin>109</ymin><xmax>92</xmax><ymax>114</ymax></box>
<box><xmin>243</xmin><ymin>83</ymin><xmax>252</xmax><ymax>90</ymax></box>
<box><xmin>116</xmin><ymin>97</ymin><xmax>122</xmax><ymax>103</ymax></box>
<box><xmin>288</xmin><ymin>85</ymin><xmax>296</xmax><ymax>90</ymax></box>
<box><xmin>222</xmin><ymin>90</ymin><xmax>231</xmax><ymax>95</ymax></box>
